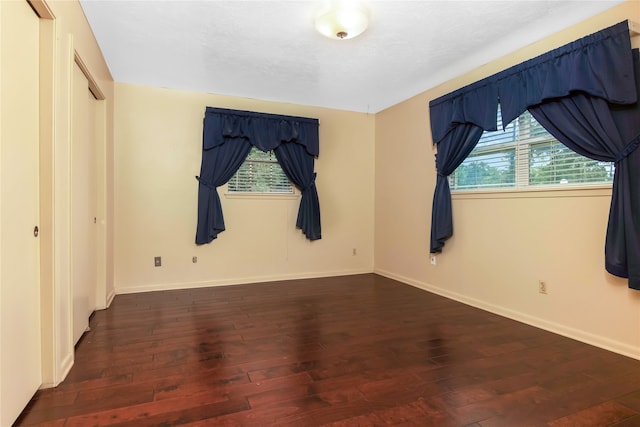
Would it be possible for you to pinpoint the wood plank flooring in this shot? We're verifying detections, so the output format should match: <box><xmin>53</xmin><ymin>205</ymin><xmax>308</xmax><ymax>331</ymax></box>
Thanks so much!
<box><xmin>15</xmin><ymin>274</ymin><xmax>640</xmax><ymax>426</ymax></box>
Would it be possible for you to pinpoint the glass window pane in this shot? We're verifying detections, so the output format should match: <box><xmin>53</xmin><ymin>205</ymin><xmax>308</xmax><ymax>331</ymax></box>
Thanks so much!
<box><xmin>453</xmin><ymin>150</ymin><xmax>516</xmax><ymax>189</ymax></box>
<box><xmin>228</xmin><ymin>147</ymin><xmax>293</xmax><ymax>193</ymax></box>
<box><xmin>451</xmin><ymin>107</ymin><xmax>614</xmax><ymax>191</ymax></box>
<box><xmin>529</xmin><ymin>143</ymin><xmax>614</xmax><ymax>186</ymax></box>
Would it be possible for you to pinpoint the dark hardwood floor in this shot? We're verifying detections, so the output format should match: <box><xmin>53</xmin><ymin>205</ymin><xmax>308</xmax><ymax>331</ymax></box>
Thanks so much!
<box><xmin>15</xmin><ymin>274</ymin><xmax>640</xmax><ymax>426</ymax></box>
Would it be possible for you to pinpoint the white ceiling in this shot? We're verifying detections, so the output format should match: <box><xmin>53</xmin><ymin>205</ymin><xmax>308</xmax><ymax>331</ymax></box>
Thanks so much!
<box><xmin>80</xmin><ymin>0</ymin><xmax>626</xmax><ymax>113</ymax></box>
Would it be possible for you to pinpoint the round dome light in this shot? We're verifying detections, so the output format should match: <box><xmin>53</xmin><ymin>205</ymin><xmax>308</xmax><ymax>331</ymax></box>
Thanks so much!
<box><xmin>315</xmin><ymin>3</ymin><xmax>369</xmax><ymax>40</ymax></box>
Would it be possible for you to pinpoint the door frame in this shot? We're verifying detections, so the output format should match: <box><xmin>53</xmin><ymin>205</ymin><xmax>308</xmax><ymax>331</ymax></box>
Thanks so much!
<box><xmin>33</xmin><ymin>0</ymin><xmax>109</xmax><ymax>385</ymax></box>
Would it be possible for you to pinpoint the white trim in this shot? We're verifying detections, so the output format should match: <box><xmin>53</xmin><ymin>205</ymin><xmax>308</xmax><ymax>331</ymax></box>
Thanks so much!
<box><xmin>452</xmin><ymin>185</ymin><xmax>612</xmax><ymax>200</ymax></box>
<box><xmin>46</xmin><ymin>353</ymin><xmax>75</xmax><ymax>389</ymax></box>
<box><xmin>105</xmin><ymin>288</ymin><xmax>116</xmax><ymax>308</ymax></box>
<box><xmin>374</xmin><ymin>268</ymin><xmax>640</xmax><ymax>361</ymax></box>
<box><xmin>115</xmin><ymin>268</ymin><xmax>373</xmax><ymax>295</ymax></box>
<box><xmin>39</xmin><ymin>351</ymin><xmax>73</xmax><ymax>389</ymax></box>
<box><xmin>224</xmin><ymin>191</ymin><xmax>298</xmax><ymax>200</ymax></box>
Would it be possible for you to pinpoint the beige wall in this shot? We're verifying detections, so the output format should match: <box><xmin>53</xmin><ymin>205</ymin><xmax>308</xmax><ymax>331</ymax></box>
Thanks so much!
<box><xmin>114</xmin><ymin>83</ymin><xmax>375</xmax><ymax>293</ymax></box>
<box><xmin>375</xmin><ymin>1</ymin><xmax>640</xmax><ymax>359</ymax></box>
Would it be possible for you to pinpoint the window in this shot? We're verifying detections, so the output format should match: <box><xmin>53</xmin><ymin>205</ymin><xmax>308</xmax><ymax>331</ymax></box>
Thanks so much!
<box><xmin>228</xmin><ymin>146</ymin><xmax>293</xmax><ymax>193</ymax></box>
<box><xmin>450</xmin><ymin>108</ymin><xmax>614</xmax><ymax>191</ymax></box>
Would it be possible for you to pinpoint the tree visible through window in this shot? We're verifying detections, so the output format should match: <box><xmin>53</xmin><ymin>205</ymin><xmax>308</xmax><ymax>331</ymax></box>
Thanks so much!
<box><xmin>450</xmin><ymin>108</ymin><xmax>614</xmax><ymax>190</ymax></box>
<box><xmin>228</xmin><ymin>146</ymin><xmax>293</xmax><ymax>193</ymax></box>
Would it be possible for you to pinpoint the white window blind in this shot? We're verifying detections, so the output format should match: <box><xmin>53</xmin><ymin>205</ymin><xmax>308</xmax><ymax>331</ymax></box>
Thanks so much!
<box><xmin>450</xmin><ymin>108</ymin><xmax>614</xmax><ymax>191</ymax></box>
<box><xmin>228</xmin><ymin>147</ymin><xmax>293</xmax><ymax>193</ymax></box>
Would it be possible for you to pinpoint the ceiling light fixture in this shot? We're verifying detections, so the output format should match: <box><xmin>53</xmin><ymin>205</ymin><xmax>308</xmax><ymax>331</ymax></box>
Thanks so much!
<box><xmin>314</xmin><ymin>1</ymin><xmax>369</xmax><ymax>40</ymax></box>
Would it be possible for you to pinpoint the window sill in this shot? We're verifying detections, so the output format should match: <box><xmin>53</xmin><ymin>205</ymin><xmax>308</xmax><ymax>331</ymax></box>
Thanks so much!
<box><xmin>224</xmin><ymin>192</ymin><xmax>299</xmax><ymax>200</ymax></box>
<box><xmin>451</xmin><ymin>183</ymin><xmax>612</xmax><ymax>200</ymax></box>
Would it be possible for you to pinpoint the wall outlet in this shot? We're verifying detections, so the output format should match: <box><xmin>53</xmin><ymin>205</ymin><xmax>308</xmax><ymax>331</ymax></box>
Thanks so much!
<box><xmin>352</xmin><ymin>248</ymin><xmax>357</xmax><ymax>256</ymax></box>
<box><xmin>154</xmin><ymin>256</ymin><xmax>162</xmax><ymax>267</ymax></box>
<box><xmin>430</xmin><ymin>255</ymin><xmax>437</xmax><ymax>265</ymax></box>
<box><xmin>192</xmin><ymin>256</ymin><xmax>198</xmax><ymax>263</ymax></box>
<box><xmin>538</xmin><ymin>280</ymin><xmax>547</xmax><ymax>294</ymax></box>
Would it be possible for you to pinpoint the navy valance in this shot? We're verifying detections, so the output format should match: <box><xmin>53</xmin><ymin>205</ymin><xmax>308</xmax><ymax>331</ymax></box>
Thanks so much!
<box><xmin>203</xmin><ymin>107</ymin><xmax>319</xmax><ymax>156</ymax></box>
<box><xmin>430</xmin><ymin>20</ymin><xmax>636</xmax><ymax>143</ymax></box>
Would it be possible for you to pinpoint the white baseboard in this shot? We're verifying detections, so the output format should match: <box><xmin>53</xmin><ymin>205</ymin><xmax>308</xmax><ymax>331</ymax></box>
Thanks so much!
<box><xmin>58</xmin><ymin>352</ymin><xmax>74</xmax><ymax>385</ymax></box>
<box><xmin>374</xmin><ymin>268</ymin><xmax>640</xmax><ymax>361</ymax></box>
<box><xmin>40</xmin><ymin>352</ymin><xmax>74</xmax><ymax>389</ymax></box>
<box><xmin>106</xmin><ymin>288</ymin><xmax>116</xmax><ymax>307</ymax></box>
<box><xmin>115</xmin><ymin>268</ymin><xmax>374</xmax><ymax>295</ymax></box>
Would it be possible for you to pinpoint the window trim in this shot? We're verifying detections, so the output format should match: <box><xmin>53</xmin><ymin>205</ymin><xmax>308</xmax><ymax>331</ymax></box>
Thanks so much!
<box><xmin>224</xmin><ymin>187</ymin><xmax>300</xmax><ymax>200</ymax></box>
<box><xmin>451</xmin><ymin>182</ymin><xmax>612</xmax><ymax>200</ymax></box>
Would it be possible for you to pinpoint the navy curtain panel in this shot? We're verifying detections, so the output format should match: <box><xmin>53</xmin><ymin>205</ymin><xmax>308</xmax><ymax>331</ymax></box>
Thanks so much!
<box><xmin>528</xmin><ymin>50</ymin><xmax>640</xmax><ymax>289</ymax></box>
<box><xmin>428</xmin><ymin>21</ymin><xmax>640</xmax><ymax>289</ymax></box>
<box><xmin>195</xmin><ymin>137</ymin><xmax>252</xmax><ymax>243</ymax></box>
<box><xmin>195</xmin><ymin>107</ymin><xmax>320</xmax><ymax>244</ymax></box>
<box><xmin>431</xmin><ymin>124</ymin><xmax>485</xmax><ymax>252</ymax></box>
<box><xmin>275</xmin><ymin>142</ymin><xmax>321</xmax><ymax>240</ymax></box>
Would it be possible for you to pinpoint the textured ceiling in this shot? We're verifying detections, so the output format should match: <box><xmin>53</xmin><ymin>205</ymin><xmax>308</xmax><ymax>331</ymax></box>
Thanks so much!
<box><xmin>80</xmin><ymin>0</ymin><xmax>626</xmax><ymax>113</ymax></box>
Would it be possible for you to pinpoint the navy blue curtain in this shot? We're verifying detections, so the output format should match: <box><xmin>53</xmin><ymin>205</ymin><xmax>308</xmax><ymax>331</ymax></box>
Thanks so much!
<box><xmin>195</xmin><ymin>138</ymin><xmax>252</xmax><ymax>243</ymax></box>
<box><xmin>275</xmin><ymin>142</ymin><xmax>321</xmax><ymax>240</ymax></box>
<box><xmin>528</xmin><ymin>50</ymin><xmax>640</xmax><ymax>289</ymax></box>
<box><xmin>195</xmin><ymin>107</ymin><xmax>320</xmax><ymax>245</ymax></box>
<box><xmin>431</xmin><ymin>124</ymin><xmax>485</xmax><ymax>253</ymax></box>
<box><xmin>428</xmin><ymin>21</ymin><xmax>640</xmax><ymax>289</ymax></box>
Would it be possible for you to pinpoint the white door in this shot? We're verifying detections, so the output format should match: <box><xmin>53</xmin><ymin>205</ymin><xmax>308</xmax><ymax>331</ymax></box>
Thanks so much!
<box><xmin>71</xmin><ymin>63</ymin><xmax>97</xmax><ymax>345</ymax></box>
<box><xmin>0</xmin><ymin>1</ymin><xmax>42</xmax><ymax>425</ymax></box>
